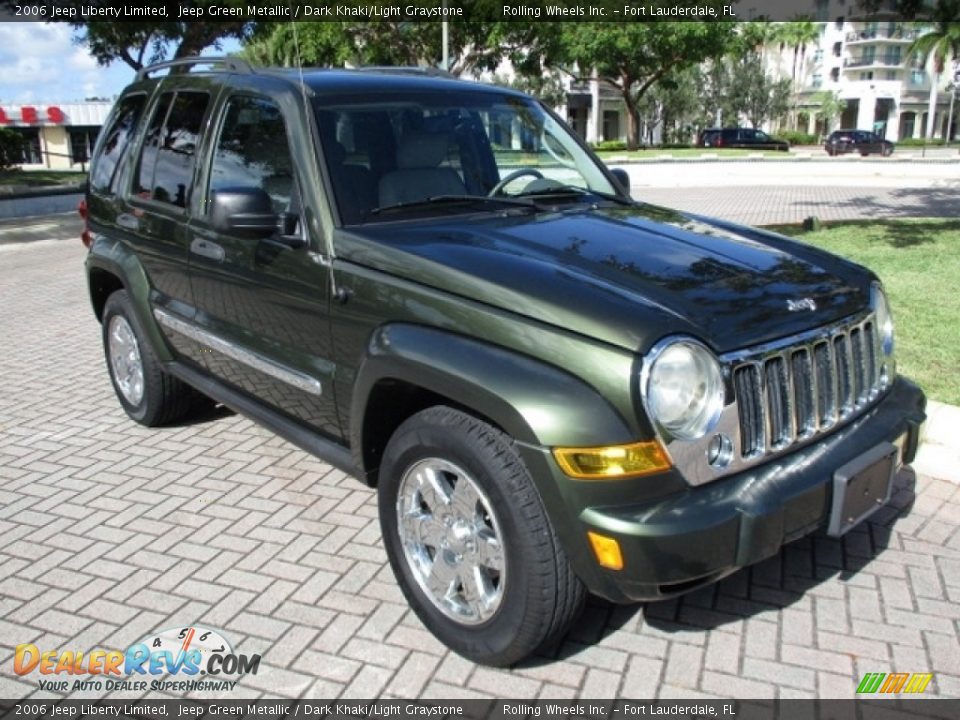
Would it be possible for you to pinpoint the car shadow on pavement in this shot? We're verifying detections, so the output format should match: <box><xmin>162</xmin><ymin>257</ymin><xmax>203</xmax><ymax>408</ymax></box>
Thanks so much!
<box><xmin>526</xmin><ymin>467</ymin><xmax>918</xmax><ymax>666</ymax></box>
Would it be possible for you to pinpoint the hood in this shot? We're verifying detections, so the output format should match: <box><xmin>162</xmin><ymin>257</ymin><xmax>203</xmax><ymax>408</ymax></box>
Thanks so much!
<box><xmin>336</xmin><ymin>203</ymin><xmax>872</xmax><ymax>354</ymax></box>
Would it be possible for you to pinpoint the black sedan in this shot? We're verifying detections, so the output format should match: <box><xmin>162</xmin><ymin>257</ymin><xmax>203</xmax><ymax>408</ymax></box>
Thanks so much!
<box><xmin>825</xmin><ymin>129</ymin><xmax>895</xmax><ymax>156</ymax></box>
<box><xmin>698</xmin><ymin>127</ymin><xmax>790</xmax><ymax>152</ymax></box>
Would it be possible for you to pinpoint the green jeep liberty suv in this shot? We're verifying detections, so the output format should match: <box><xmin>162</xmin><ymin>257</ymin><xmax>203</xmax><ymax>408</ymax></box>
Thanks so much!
<box><xmin>82</xmin><ymin>58</ymin><xmax>926</xmax><ymax>666</ymax></box>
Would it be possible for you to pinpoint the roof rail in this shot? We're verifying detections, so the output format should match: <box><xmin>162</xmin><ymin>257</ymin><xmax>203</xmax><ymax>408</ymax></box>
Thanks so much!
<box><xmin>353</xmin><ymin>66</ymin><xmax>455</xmax><ymax>79</ymax></box>
<box><xmin>136</xmin><ymin>56</ymin><xmax>253</xmax><ymax>82</ymax></box>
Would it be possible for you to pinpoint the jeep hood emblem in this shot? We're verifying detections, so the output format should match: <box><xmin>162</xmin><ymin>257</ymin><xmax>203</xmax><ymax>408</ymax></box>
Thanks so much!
<box><xmin>786</xmin><ymin>297</ymin><xmax>817</xmax><ymax>312</ymax></box>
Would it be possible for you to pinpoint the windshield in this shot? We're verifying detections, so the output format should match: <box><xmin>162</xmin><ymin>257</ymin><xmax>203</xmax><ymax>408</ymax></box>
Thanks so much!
<box><xmin>313</xmin><ymin>89</ymin><xmax>618</xmax><ymax>224</ymax></box>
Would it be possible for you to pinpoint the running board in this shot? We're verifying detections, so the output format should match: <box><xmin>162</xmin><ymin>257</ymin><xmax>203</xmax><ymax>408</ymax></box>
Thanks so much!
<box><xmin>167</xmin><ymin>361</ymin><xmax>361</xmax><ymax>479</ymax></box>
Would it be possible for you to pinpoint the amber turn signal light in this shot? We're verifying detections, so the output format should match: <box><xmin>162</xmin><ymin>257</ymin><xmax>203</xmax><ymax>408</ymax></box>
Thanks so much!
<box><xmin>553</xmin><ymin>441</ymin><xmax>670</xmax><ymax>479</ymax></box>
<box><xmin>587</xmin><ymin>531</ymin><xmax>624</xmax><ymax>571</ymax></box>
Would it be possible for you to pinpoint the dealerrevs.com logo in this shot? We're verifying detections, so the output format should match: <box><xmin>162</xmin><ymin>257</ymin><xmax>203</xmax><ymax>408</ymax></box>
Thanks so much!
<box><xmin>14</xmin><ymin>626</ymin><xmax>260</xmax><ymax>693</ymax></box>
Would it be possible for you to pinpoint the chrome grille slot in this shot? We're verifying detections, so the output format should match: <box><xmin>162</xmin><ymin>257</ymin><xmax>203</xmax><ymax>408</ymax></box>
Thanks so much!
<box><xmin>850</xmin><ymin>326</ymin><xmax>865</xmax><ymax>404</ymax></box>
<box><xmin>728</xmin><ymin>312</ymin><xmax>887</xmax><ymax>467</ymax></box>
<box><xmin>764</xmin><ymin>355</ymin><xmax>791</xmax><ymax>448</ymax></box>
<box><xmin>814</xmin><ymin>340</ymin><xmax>836</xmax><ymax>428</ymax></box>
<box><xmin>791</xmin><ymin>348</ymin><xmax>815</xmax><ymax>438</ymax></box>
<box><xmin>834</xmin><ymin>333</ymin><xmax>853</xmax><ymax>416</ymax></box>
<box><xmin>734</xmin><ymin>364</ymin><xmax>763</xmax><ymax>457</ymax></box>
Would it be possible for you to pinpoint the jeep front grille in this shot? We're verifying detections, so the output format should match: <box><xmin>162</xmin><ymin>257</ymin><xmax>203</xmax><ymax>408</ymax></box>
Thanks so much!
<box><xmin>732</xmin><ymin>316</ymin><xmax>884</xmax><ymax>459</ymax></box>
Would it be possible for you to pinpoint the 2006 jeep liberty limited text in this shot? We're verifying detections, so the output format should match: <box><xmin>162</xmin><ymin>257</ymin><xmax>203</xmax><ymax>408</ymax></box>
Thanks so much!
<box><xmin>82</xmin><ymin>58</ymin><xmax>926</xmax><ymax>666</ymax></box>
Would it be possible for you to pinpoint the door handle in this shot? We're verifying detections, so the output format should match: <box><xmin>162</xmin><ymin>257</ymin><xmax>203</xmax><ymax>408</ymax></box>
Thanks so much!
<box><xmin>190</xmin><ymin>237</ymin><xmax>225</xmax><ymax>262</ymax></box>
<box><xmin>117</xmin><ymin>213</ymin><xmax>139</xmax><ymax>230</ymax></box>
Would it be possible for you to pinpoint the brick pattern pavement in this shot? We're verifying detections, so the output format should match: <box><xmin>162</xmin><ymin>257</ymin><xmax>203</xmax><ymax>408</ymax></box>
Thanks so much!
<box><xmin>0</xmin><ymin>237</ymin><xmax>958</xmax><ymax>701</ymax></box>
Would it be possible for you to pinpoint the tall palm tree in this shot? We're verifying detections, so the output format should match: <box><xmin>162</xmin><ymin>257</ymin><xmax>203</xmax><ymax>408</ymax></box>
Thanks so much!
<box><xmin>777</xmin><ymin>20</ymin><xmax>822</xmax><ymax>130</ymax></box>
<box><xmin>909</xmin><ymin>0</ymin><xmax>960</xmax><ymax>140</ymax></box>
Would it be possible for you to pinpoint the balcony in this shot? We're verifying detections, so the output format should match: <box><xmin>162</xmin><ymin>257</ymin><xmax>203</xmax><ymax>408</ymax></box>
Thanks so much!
<box><xmin>844</xmin><ymin>53</ymin><xmax>904</xmax><ymax>68</ymax></box>
<box><xmin>845</xmin><ymin>29</ymin><xmax>919</xmax><ymax>43</ymax></box>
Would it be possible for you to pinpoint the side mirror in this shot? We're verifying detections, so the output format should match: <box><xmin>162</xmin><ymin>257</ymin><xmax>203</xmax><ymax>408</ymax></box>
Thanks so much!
<box><xmin>210</xmin><ymin>187</ymin><xmax>278</xmax><ymax>238</ymax></box>
<box><xmin>609</xmin><ymin>167</ymin><xmax>631</xmax><ymax>198</ymax></box>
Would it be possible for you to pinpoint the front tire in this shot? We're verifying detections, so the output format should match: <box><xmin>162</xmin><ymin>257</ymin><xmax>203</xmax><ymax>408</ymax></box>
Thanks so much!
<box><xmin>102</xmin><ymin>290</ymin><xmax>199</xmax><ymax>426</ymax></box>
<box><xmin>378</xmin><ymin>406</ymin><xmax>586</xmax><ymax>666</ymax></box>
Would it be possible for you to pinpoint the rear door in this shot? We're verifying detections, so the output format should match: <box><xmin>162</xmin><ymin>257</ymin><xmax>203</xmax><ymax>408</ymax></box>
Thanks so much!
<box><xmin>122</xmin><ymin>80</ymin><xmax>218</xmax><ymax>364</ymax></box>
<box><xmin>186</xmin><ymin>87</ymin><xmax>341</xmax><ymax>438</ymax></box>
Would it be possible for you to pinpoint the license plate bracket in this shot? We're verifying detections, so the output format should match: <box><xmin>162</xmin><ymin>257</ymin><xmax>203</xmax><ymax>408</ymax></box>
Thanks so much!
<box><xmin>827</xmin><ymin>442</ymin><xmax>897</xmax><ymax>537</ymax></box>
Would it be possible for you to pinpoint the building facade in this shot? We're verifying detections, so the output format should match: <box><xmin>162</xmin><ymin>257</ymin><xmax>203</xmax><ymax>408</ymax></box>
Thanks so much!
<box><xmin>1</xmin><ymin>102</ymin><xmax>112</xmax><ymax>169</ymax></box>
<box><xmin>785</xmin><ymin>18</ymin><xmax>954</xmax><ymax>141</ymax></box>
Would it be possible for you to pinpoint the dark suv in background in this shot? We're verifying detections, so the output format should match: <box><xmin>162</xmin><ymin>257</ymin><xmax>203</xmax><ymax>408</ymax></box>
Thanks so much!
<box><xmin>825</xmin><ymin>129</ymin><xmax>895</xmax><ymax>156</ymax></box>
<box><xmin>698</xmin><ymin>127</ymin><xmax>790</xmax><ymax>151</ymax></box>
<box><xmin>82</xmin><ymin>57</ymin><xmax>924</xmax><ymax>666</ymax></box>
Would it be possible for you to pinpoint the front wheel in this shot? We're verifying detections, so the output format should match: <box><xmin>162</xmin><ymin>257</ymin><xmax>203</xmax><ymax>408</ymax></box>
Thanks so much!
<box><xmin>378</xmin><ymin>406</ymin><xmax>585</xmax><ymax>666</ymax></box>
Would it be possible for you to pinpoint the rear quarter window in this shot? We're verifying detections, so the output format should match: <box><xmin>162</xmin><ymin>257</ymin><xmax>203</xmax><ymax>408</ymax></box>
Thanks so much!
<box><xmin>89</xmin><ymin>94</ymin><xmax>146</xmax><ymax>193</ymax></box>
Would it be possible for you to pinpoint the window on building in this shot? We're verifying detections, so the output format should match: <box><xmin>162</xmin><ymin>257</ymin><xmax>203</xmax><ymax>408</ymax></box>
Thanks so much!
<box><xmin>811</xmin><ymin>74</ymin><xmax>824</xmax><ymax>88</ymax></box>
<box><xmin>68</xmin><ymin>127</ymin><xmax>99</xmax><ymax>164</ymax></box>
<box><xmin>814</xmin><ymin>49</ymin><xmax>824</xmax><ymax>63</ymax></box>
<box><xmin>833</xmin><ymin>42</ymin><xmax>842</xmax><ymax>57</ymax></box>
<box><xmin>836</xmin><ymin>17</ymin><xmax>845</xmax><ymax>30</ymax></box>
<box><xmin>90</xmin><ymin>94</ymin><xmax>145</xmax><ymax>192</ymax></box>
<box><xmin>886</xmin><ymin>71</ymin><xmax>897</xmax><ymax>80</ymax></box>
<box><xmin>830</xmin><ymin>67</ymin><xmax>840</xmax><ymax>82</ymax></box>
<box><xmin>911</xmin><ymin>70</ymin><xmax>927</xmax><ymax>86</ymax></box>
<box><xmin>602</xmin><ymin>110</ymin><xmax>620</xmax><ymax>142</ymax></box>
<box><xmin>859</xmin><ymin>71</ymin><xmax>874</xmax><ymax>80</ymax></box>
<box><xmin>11</xmin><ymin>128</ymin><xmax>42</xmax><ymax>164</ymax></box>
<box><xmin>135</xmin><ymin>91</ymin><xmax>210</xmax><ymax>208</ymax></box>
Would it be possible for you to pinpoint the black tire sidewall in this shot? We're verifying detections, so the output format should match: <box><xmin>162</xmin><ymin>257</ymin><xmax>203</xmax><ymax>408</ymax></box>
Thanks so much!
<box><xmin>101</xmin><ymin>291</ymin><xmax>158</xmax><ymax>425</ymax></box>
<box><xmin>378</xmin><ymin>410</ymin><xmax>549</xmax><ymax>666</ymax></box>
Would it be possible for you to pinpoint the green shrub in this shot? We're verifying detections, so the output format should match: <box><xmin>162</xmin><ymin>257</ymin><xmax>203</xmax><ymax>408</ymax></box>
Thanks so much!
<box><xmin>592</xmin><ymin>140</ymin><xmax>628</xmax><ymax>151</ymax></box>
<box><xmin>778</xmin><ymin>131</ymin><xmax>819</xmax><ymax>145</ymax></box>
<box><xmin>0</xmin><ymin>128</ymin><xmax>24</xmax><ymax>170</ymax></box>
<box><xmin>897</xmin><ymin>137</ymin><xmax>959</xmax><ymax>147</ymax></box>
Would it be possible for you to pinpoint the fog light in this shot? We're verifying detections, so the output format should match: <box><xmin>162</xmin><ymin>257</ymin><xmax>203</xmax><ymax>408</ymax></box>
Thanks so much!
<box><xmin>553</xmin><ymin>441</ymin><xmax>670</xmax><ymax>479</ymax></box>
<box><xmin>707</xmin><ymin>433</ymin><xmax>732</xmax><ymax>469</ymax></box>
<box><xmin>587</xmin><ymin>531</ymin><xmax>624</xmax><ymax>571</ymax></box>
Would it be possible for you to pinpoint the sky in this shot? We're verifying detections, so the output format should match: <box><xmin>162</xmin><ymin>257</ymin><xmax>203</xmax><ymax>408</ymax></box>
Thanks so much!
<box><xmin>0</xmin><ymin>23</ymin><xmax>241</xmax><ymax>105</ymax></box>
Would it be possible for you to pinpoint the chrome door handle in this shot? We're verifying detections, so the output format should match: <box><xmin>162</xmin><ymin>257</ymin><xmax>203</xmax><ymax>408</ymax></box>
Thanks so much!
<box><xmin>190</xmin><ymin>237</ymin><xmax>225</xmax><ymax>262</ymax></box>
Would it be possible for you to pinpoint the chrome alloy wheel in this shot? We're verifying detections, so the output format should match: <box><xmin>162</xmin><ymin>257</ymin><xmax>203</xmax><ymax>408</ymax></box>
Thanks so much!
<box><xmin>108</xmin><ymin>315</ymin><xmax>145</xmax><ymax>406</ymax></box>
<box><xmin>396</xmin><ymin>458</ymin><xmax>506</xmax><ymax>625</ymax></box>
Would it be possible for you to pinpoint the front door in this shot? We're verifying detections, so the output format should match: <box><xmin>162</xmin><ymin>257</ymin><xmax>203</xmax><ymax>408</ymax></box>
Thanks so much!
<box><xmin>186</xmin><ymin>92</ymin><xmax>340</xmax><ymax>438</ymax></box>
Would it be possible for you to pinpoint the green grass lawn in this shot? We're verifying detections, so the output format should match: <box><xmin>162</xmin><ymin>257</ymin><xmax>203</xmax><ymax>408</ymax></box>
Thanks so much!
<box><xmin>0</xmin><ymin>170</ymin><xmax>87</xmax><ymax>188</ymax></box>
<box><xmin>767</xmin><ymin>219</ymin><xmax>960</xmax><ymax>406</ymax></box>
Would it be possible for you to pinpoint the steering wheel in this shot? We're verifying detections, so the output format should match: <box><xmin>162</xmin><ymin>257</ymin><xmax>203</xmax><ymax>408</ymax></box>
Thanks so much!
<box><xmin>488</xmin><ymin>168</ymin><xmax>544</xmax><ymax>196</ymax></box>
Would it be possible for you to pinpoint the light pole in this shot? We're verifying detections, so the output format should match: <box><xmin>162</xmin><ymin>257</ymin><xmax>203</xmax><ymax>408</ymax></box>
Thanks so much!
<box><xmin>442</xmin><ymin>1</ymin><xmax>449</xmax><ymax>72</ymax></box>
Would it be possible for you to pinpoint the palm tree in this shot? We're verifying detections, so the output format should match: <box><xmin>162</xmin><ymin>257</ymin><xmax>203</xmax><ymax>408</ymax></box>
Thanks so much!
<box><xmin>777</xmin><ymin>20</ymin><xmax>822</xmax><ymax>130</ymax></box>
<box><xmin>909</xmin><ymin>0</ymin><xmax>960</xmax><ymax>140</ymax></box>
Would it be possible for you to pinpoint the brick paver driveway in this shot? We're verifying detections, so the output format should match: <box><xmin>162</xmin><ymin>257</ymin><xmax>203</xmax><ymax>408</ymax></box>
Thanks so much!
<box><xmin>1</xmin><ymin>225</ymin><xmax>958</xmax><ymax>700</ymax></box>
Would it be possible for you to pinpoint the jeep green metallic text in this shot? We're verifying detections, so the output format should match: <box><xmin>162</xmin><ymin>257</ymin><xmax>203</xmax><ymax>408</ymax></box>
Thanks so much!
<box><xmin>83</xmin><ymin>58</ymin><xmax>926</xmax><ymax>666</ymax></box>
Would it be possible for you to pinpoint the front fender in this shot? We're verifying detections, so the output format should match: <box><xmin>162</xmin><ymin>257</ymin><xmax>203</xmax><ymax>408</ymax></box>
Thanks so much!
<box><xmin>85</xmin><ymin>235</ymin><xmax>173</xmax><ymax>363</ymax></box>
<box><xmin>350</xmin><ymin>323</ymin><xmax>635</xmax><ymax>458</ymax></box>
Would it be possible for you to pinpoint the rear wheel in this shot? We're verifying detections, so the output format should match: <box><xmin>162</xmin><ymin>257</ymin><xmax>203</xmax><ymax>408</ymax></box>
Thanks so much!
<box><xmin>378</xmin><ymin>406</ymin><xmax>586</xmax><ymax>666</ymax></box>
<box><xmin>882</xmin><ymin>145</ymin><xmax>894</xmax><ymax>157</ymax></box>
<box><xmin>102</xmin><ymin>290</ymin><xmax>201</xmax><ymax>426</ymax></box>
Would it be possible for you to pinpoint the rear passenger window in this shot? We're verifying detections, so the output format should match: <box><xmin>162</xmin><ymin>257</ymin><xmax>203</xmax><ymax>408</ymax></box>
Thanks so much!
<box><xmin>135</xmin><ymin>91</ymin><xmax>210</xmax><ymax>208</ymax></box>
<box><xmin>90</xmin><ymin>94</ymin><xmax>145</xmax><ymax>193</ymax></box>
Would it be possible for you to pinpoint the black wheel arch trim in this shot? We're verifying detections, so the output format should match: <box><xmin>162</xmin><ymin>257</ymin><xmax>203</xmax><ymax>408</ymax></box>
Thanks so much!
<box><xmin>349</xmin><ymin>323</ymin><xmax>635</xmax><ymax>478</ymax></box>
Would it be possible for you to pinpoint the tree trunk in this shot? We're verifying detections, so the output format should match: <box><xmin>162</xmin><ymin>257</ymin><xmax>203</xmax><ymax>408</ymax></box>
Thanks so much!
<box><xmin>926</xmin><ymin>70</ymin><xmax>940</xmax><ymax>139</ymax></box>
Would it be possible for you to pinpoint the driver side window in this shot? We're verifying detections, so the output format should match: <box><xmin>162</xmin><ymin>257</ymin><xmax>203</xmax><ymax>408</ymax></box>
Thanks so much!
<box><xmin>209</xmin><ymin>96</ymin><xmax>295</xmax><ymax>213</ymax></box>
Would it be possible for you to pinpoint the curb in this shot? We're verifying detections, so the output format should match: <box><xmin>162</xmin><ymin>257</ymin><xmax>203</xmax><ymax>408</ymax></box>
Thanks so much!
<box><xmin>914</xmin><ymin>400</ymin><xmax>960</xmax><ymax>484</ymax></box>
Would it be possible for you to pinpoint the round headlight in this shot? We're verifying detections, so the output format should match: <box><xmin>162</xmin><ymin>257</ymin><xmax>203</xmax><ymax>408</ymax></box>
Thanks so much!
<box><xmin>645</xmin><ymin>340</ymin><xmax>724</xmax><ymax>441</ymax></box>
<box><xmin>873</xmin><ymin>285</ymin><xmax>894</xmax><ymax>357</ymax></box>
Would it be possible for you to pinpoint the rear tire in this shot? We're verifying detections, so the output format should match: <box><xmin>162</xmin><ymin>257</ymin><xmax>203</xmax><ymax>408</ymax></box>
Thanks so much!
<box><xmin>102</xmin><ymin>290</ymin><xmax>200</xmax><ymax>426</ymax></box>
<box><xmin>378</xmin><ymin>406</ymin><xmax>586</xmax><ymax>666</ymax></box>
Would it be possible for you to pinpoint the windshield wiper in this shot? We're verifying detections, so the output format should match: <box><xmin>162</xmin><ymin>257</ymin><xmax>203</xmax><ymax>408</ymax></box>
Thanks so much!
<box><xmin>367</xmin><ymin>194</ymin><xmax>539</xmax><ymax>217</ymax></box>
<box><xmin>512</xmin><ymin>185</ymin><xmax>633</xmax><ymax>206</ymax></box>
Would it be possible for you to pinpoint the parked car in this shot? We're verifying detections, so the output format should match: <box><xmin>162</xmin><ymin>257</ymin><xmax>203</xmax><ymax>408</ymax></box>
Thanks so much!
<box><xmin>83</xmin><ymin>57</ymin><xmax>925</xmax><ymax>666</ymax></box>
<box><xmin>698</xmin><ymin>127</ymin><xmax>790</xmax><ymax>151</ymax></box>
<box><xmin>825</xmin><ymin>129</ymin><xmax>895</xmax><ymax>156</ymax></box>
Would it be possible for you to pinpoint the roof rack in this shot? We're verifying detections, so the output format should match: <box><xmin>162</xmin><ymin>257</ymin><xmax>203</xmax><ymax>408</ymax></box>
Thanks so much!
<box><xmin>352</xmin><ymin>66</ymin><xmax>455</xmax><ymax>79</ymax></box>
<box><xmin>136</xmin><ymin>56</ymin><xmax>253</xmax><ymax>82</ymax></box>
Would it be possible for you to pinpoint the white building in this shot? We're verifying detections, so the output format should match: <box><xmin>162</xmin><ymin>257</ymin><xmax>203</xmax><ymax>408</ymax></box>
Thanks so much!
<box><xmin>780</xmin><ymin>17</ymin><xmax>954</xmax><ymax>141</ymax></box>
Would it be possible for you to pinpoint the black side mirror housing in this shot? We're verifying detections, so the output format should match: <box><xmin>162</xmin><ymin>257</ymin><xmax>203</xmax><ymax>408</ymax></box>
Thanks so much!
<box><xmin>610</xmin><ymin>167</ymin><xmax>631</xmax><ymax>198</ymax></box>
<box><xmin>210</xmin><ymin>187</ymin><xmax>278</xmax><ymax>238</ymax></box>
